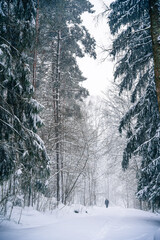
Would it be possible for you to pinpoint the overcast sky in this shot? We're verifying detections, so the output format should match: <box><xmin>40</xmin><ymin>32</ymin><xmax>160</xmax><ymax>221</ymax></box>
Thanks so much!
<box><xmin>77</xmin><ymin>0</ymin><xmax>113</xmax><ymax>96</ymax></box>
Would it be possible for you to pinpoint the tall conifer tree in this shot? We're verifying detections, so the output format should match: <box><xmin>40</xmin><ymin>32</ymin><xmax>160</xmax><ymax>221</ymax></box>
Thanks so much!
<box><xmin>108</xmin><ymin>0</ymin><xmax>160</xmax><ymax>210</ymax></box>
<box><xmin>37</xmin><ymin>0</ymin><xmax>96</xmax><ymax>204</ymax></box>
<box><xmin>0</xmin><ymin>0</ymin><xmax>49</xmax><ymax>209</ymax></box>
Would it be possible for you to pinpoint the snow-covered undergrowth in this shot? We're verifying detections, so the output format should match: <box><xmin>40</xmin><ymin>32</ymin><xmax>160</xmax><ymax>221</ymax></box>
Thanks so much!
<box><xmin>0</xmin><ymin>204</ymin><xmax>88</xmax><ymax>228</ymax></box>
<box><xmin>0</xmin><ymin>205</ymin><xmax>160</xmax><ymax>240</ymax></box>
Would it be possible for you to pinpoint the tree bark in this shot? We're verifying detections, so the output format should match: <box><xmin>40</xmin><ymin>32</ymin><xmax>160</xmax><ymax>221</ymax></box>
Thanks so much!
<box><xmin>33</xmin><ymin>0</ymin><xmax>39</xmax><ymax>89</ymax></box>
<box><xmin>149</xmin><ymin>0</ymin><xmax>160</xmax><ymax>113</ymax></box>
<box><xmin>53</xmin><ymin>30</ymin><xmax>61</xmax><ymax>205</ymax></box>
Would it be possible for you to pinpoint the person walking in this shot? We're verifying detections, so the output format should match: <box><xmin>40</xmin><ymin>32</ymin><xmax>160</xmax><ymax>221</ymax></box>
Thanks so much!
<box><xmin>105</xmin><ymin>199</ymin><xmax>109</xmax><ymax>208</ymax></box>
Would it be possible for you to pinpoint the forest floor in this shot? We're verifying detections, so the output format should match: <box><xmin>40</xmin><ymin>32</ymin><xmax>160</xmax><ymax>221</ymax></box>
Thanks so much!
<box><xmin>0</xmin><ymin>205</ymin><xmax>160</xmax><ymax>240</ymax></box>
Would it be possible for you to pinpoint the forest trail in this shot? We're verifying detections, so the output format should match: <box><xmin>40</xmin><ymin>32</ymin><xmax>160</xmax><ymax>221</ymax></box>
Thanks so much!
<box><xmin>0</xmin><ymin>206</ymin><xmax>160</xmax><ymax>240</ymax></box>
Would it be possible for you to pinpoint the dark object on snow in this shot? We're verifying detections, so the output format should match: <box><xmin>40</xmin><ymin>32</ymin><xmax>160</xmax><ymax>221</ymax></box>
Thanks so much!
<box><xmin>105</xmin><ymin>199</ymin><xmax>109</xmax><ymax>208</ymax></box>
<box><xmin>74</xmin><ymin>210</ymin><xmax>79</xmax><ymax>213</ymax></box>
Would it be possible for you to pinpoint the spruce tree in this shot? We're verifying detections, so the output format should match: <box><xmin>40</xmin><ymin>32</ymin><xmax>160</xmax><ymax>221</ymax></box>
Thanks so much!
<box><xmin>108</xmin><ymin>0</ymin><xmax>160</xmax><ymax>210</ymax></box>
<box><xmin>0</xmin><ymin>0</ymin><xmax>49</xmax><ymax>210</ymax></box>
<box><xmin>36</xmin><ymin>0</ymin><xmax>96</xmax><ymax>204</ymax></box>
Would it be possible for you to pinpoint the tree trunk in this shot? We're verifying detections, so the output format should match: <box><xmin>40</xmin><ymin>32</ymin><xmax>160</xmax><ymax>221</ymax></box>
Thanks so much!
<box><xmin>28</xmin><ymin>184</ymin><xmax>31</xmax><ymax>207</ymax></box>
<box><xmin>53</xmin><ymin>30</ymin><xmax>61</xmax><ymax>205</ymax></box>
<box><xmin>139</xmin><ymin>199</ymin><xmax>142</xmax><ymax>210</ymax></box>
<box><xmin>33</xmin><ymin>0</ymin><xmax>39</xmax><ymax>89</ymax></box>
<box><xmin>149</xmin><ymin>0</ymin><xmax>160</xmax><ymax>113</ymax></box>
<box><xmin>61</xmin><ymin>154</ymin><xmax>64</xmax><ymax>203</ymax></box>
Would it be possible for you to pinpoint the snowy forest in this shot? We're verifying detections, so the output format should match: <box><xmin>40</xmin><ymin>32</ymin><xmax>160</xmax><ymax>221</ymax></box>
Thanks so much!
<box><xmin>0</xmin><ymin>0</ymin><xmax>160</xmax><ymax>229</ymax></box>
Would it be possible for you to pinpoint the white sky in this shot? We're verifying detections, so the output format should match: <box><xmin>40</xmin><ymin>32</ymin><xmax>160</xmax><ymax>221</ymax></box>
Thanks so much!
<box><xmin>78</xmin><ymin>0</ymin><xmax>114</xmax><ymax>96</ymax></box>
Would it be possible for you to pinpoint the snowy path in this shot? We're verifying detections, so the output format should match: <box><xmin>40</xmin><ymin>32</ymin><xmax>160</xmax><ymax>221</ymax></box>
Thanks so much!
<box><xmin>0</xmin><ymin>207</ymin><xmax>160</xmax><ymax>240</ymax></box>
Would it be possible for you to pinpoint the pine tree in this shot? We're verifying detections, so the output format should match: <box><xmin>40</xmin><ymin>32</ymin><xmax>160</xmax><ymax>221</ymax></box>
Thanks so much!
<box><xmin>0</xmin><ymin>0</ymin><xmax>49</xmax><ymax>211</ymax></box>
<box><xmin>108</xmin><ymin>0</ymin><xmax>160</xmax><ymax>210</ymax></box>
<box><xmin>36</xmin><ymin>0</ymin><xmax>96</xmax><ymax>204</ymax></box>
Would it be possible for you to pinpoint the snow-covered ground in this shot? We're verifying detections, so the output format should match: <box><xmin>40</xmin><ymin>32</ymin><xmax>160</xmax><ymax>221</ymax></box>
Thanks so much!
<box><xmin>0</xmin><ymin>205</ymin><xmax>160</xmax><ymax>240</ymax></box>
